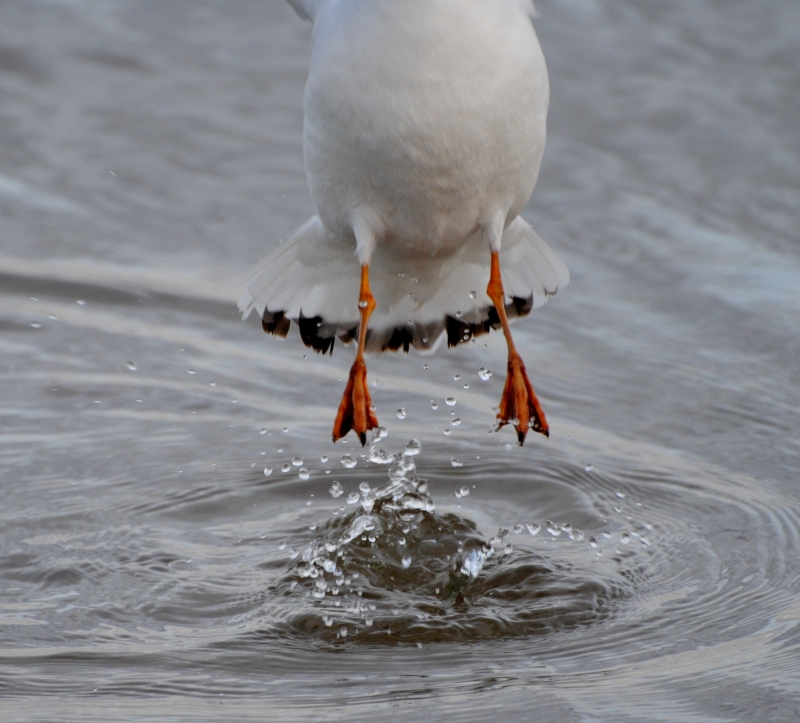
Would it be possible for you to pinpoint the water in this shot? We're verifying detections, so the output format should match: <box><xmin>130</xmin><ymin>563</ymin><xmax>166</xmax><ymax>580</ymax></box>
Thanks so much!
<box><xmin>2</xmin><ymin>1</ymin><xmax>800</xmax><ymax>720</ymax></box>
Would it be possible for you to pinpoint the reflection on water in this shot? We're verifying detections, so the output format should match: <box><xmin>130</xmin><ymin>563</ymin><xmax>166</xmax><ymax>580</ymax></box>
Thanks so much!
<box><xmin>2</xmin><ymin>0</ymin><xmax>800</xmax><ymax>721</ymax></box>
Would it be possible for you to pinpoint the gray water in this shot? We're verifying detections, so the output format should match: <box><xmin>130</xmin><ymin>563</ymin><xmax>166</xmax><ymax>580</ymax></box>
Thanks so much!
<box><xmin>2</xmin><ymin>1</ymin><xmax>800</xmax><ymax>721</ymax></box>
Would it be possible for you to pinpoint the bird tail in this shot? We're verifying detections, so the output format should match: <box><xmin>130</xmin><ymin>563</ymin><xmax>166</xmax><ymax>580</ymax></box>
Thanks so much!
<box><xmin>238</xmin><ymin>215</ymin><xmax>569</xmax><ymax>354</ymax></box>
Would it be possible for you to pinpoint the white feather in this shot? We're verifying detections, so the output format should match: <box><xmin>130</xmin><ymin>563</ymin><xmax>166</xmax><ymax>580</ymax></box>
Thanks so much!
<box><xmin>248</xmin><ymin>0</ymin><xmax>568</xmax><ymax>353</ymax></box>
<box><xmin>239</xmin><ymin>215</ymin><xmax>568</xmax><ymax>353</ymax></box>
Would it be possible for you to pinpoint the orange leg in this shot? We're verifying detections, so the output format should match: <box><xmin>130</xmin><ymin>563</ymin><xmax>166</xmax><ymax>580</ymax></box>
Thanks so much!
<box><xmin>332</xmin><ymin>264</ymin><xmax>379</xmax><ymax>446</ymax></box>
<box><xmin>487</xmin><ymin>251</ymin><xmax>549</xmax><ymax>444</ymax></box>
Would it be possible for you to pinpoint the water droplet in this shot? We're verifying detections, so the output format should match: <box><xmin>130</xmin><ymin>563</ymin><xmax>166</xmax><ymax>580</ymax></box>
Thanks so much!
<box><xmin>404</xmin><ymin>439</ymin><xmax>422</xmax><ymax>456</ymax></box>
<box><xmin>478</xmin><ymin>367</ymin><xmax>492</xmax><ymax>381</ymax></box>
<box><xmin>446</xmin><ymin>397</ymin><xmax>456</xmax><ymax>406</ymax></box>
<box><xmin>126</xmin><ymin>361</ymin><xmax>137</xmax><ymax>371</ymax></box>
<box><xmin>455</xmin><ymin>310</ymin><xmax>463</xmax><ymax>318</ymax></box>
<box><xmin>396</xmin><ymin>408</ymin><xmax>406</xmax><ymax>419</ymax></box>
<box><xmin>459</xmin><ymin>486</ymin><xmax>470</xmax><ymax>497</ymax></box>
<box><xmin>30</xmin><ymin>322</ymin><xmax>42</xmax><ymax>329</ymax></box>
<box><xmin>358</xmin><ymin>299</ymin><xmax>368</xmax><ymax>309</ymax></box>
<box><xmin>347</xmin><ymin>492</ymin><xmax>360</xmax><ymax>504</ymax></box>
<box><xmin>526</xmin><ymin>523</ymin><xmax>541</xmax><ymax>536</ymax></box>
<box><xmin>513</xmin><ymin>524</ymin><xmax>524</xmax><ymax>534</ymax></box>
<box><xmin>431</xmin><ymin>401</ymin><xmax>439</xmax><ymax>410</ymax></box>
<box><xmin>620</xmin><ymin>532</ymin><xmax>631</xmax><ymax>545</ymax></box>
<box><xmin>263</xmin><ymin>466</ymin><xmax>273</xmax><ymax>477</ymax></box>
<box><xmin>292</xmin><ymin>457</ymin><xmax>303</xmax><ymax>467</ymax></box>
<box><xmin>187</xmin><ymin>368</ymin><xmax>196</xmax><ymax>375</ymax></box>
<box><xmin>443</xmin><ymin>428</ymin><xmax>451</xmax><ymax>436</ymax></box>
<box><xmin>450</xmin><ymin>458</ymin><xmax>463</xmax><ymax>468</ymax></box>
<box><xmin>398</xmin><ymin>537</ymin><xmax>406</xmax><ymax>546</ymax></box>
<box><xmin>454</xmin><ymin>374</ymin><xmax>462</xmax><ymax>381</ymax></box>
<box><xmin>209</xmin><ymin>382</ymin><xmax>216</xmax><ymax>387</ymax></box>
<box><xmin>615</xmin><ymin>491</ymin><xmax>626</xmax><ymax>498</ymax></box>
<box><xmin>377</xmin><ymin>426</ymin><xmax>388</xmax><ymax>439</ymax></box>
<box><xmin>422</xmin><ymin>364</ymin><xmax>428</xmax><ymax>370</ymax></box>
<box><xmin>452</xmin><ymin>418</ymin><xmax>461</xmax><ymax>426</ymax></box>
<box><xmin>341</xmin><ymin>455</ymin><xmax>357</xmax><ymax>469</ymax></box>
<box><xmin>589</xmin><ymin>536</ymin><xmax>598</xmax><ymax>548</ymax></box>
<box><xmin>320</xmin><ymin>455</ymin><xmax>328</xmax><ymax>463</ymax></box>
<box><xmin>278</xmin><ymin>541</ymin><xmax>286</xmax><ymax>550</ymax></box>
<box><xmin>368</xmin><ymin>447</ymin><xmax>393</xmax><ymax>464</ymax></box>
<box><xmin>546</xmin><ymin>520</ymin><xmax>561</xmax><ymax>537</ymax></box>
<box><xmin>504</xmin><ymin>544</ymin><xmax>513</xmax><ymax>555</ymax></box>
<box><xmin>585</xmin><ymin>463</ymin><xmax>594</xmax><ymax>472</ymax></box>
<box><xmin>359</xmin><ymin>481</ymin><xmax>371</xmax><ymax>493</ymax></box>
<box><xmin>281</xmin><ymin>463</ymin><xmax>291</xmax><ymax>473</ymax></box>
<box><xmin>260</xmin><ymin>428</ymin><xmax>267</xmax><ymax>435</ymax></box>
<box><xmin>469</xmin><ymin>290</ymin><xmax>477</xmax><ymax>299</ymax></box>
<box><xmin>329</xmin><ymin>481</ymin><xmax>343</xmax><ymax>498</ymax></box>
<box><xmin>76</xmin><ymin>299</ymin><xmax>86</xmax><ymax>306</ymax></box>
<box><xmin>298</xmin><ymin>468</ymin><xmax>310</xmax><ymax>481</ymax></box>
<box><xmin>401</xmin><ymin>556</ymin><xmax>412</xmax><ymax>569</ymax></box>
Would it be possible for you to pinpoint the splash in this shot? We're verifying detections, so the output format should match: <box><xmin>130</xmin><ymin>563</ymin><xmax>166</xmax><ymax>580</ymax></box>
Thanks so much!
<box><xmin>275</xmin><ymin>441</ymin><xmax>610</xmax><ymax>644</ymax></box>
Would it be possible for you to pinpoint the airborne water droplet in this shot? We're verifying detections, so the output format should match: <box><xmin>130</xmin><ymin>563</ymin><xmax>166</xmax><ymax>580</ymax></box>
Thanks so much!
<box><xmin>452</xmin><ymin>418</ymin><xmax>461</xmax><ymax>426</ymax></box>
<box><xmin>459</xmin><ymin>486</ymin><xmax>470</xmax><ymax>497</ymax></box>
<box><xmin>526</xmin><ymin>523</ymin><xmax>541</xmax><ymax>536</ymax></box>
<box><xmin>431</xmin><ymin>401</ymin><xmax>439</xmax><ymax>410</ymax></box>
<box><xmin>546</xmin><ymin>520</ymin><xmax>561</xmax><ymax>537</ymax></box>
<box><xmin>30</xmin><ymin>322</ymin><xmax>42</xmax><ymax>329</ymax></box>
<box><xmin>404</xmin><ymin>439</ymin><xmax>422</xmax><ymax>456</ymax></box>
<box><xmin>341</xmin><ymin>455</ymin><xmax>357</xmax><ymax>469</ymax></box>
<box><xmin>401</xmin><ymin>556</ymin><xmax>412</xmax><ymax>569</ymax></box>
<box><xmin>347</xmin><ymin>492</ymin><xmax>360</xmax><ymax>504</ymax></box>
<box><xmin>396</xmin><ymin>408</ymin><xmax>406</xmax><ymax>419</ymax></box>
<box><xmin>126</xmin><ymin>361</ymin><xmax>137</xmax><ymax>371</ymax></box>
<box><xmin>446</xmin><ymin>397</ymin><xmax>456</xmax><ymax>406</ymax></box>
<box><xmin>187</xmin><ymin>369</ymin><xmax>196</xmax><ymax>375</ymax></box>
<box><xmin>368</xmin><ymin>447</ymin><xmax>393</xmax><ymax>464</ymax></box>
<box><xmin>320</xmin><ymin>455</ymin><xmax>328</xmax><ymax>463</ymax></box>
<box><xmin>263</xmin><ymin>466</ymin><xmax>273</xmax><ymax>477</ymax></box>
<box><xmin>281</xmin><ymin>463</ymin><xmax>291</xmax><ymax>473</ymax></box>
<box><xmin>450</xmin><ymin>458</ymin><xmax>463</xmax><ymax>468</ymax></box>
<box><xmin>298</xmin><ymin>468</ymin><xmax>310</xmax><ymax>481</ymax></box>
<box><xmin>292</xmin><ymin>457</ymin><xmax>303</xmax><ymax>467</ymax></box>
<box><xmin>329</xmin><ymin>481</ymin><xmax>343</xmax><ymax>498</ymax></box>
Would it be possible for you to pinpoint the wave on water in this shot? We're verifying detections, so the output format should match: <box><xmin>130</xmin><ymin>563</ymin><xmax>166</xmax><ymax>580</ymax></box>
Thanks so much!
<box><xmin>269</xmin><ymin>441</ymin><xmax>620</xmax><ymax>645</ymax></box>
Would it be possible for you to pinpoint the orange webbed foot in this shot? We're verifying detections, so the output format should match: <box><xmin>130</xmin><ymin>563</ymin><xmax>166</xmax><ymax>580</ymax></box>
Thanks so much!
<box><xmin>497</xmin><ymin>351</ymin><xmax>549</xmax><ymax>445</ymax></box>
<box><xmin>332</xmin><ymin>356</ymin><xmax>379</xmax><ymax>446</ymax></box>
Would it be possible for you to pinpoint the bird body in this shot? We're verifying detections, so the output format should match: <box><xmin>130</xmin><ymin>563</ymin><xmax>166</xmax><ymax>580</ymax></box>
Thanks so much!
<box><xmin>304</xmin><ymin>0</ymin><xmax>549</xmax><ymax>261</ymax></box>
<box><xmin>241</xmin><ymin>0</ymin><xmax>569</xmax><ymax>443</ymax></box>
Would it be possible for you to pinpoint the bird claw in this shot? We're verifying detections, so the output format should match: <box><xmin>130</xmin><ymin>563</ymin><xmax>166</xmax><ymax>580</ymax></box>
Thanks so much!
<box><xmin>496</xmin><ymin>351</ymin><xmax>549</xmax><ymax>445</ymax></box>
<box><xmin>332</xmin><ymin>356</ymin><xmax>379</xmax><ymax>446</ymax></box>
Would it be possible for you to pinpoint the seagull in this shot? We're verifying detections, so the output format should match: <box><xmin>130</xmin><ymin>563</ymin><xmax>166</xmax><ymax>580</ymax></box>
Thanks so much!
<box><xmin>239</xmin><ymin>0</ymin><xmax>569</xmax><ymax>446</ymax></box>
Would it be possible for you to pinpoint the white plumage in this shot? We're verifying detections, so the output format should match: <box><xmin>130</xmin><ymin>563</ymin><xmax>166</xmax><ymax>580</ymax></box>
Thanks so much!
<box><xmin>240</xmin><ymin>0</ymin><xmax>567</xmax><ymax>350</ymax></box>
<box><xmin>240</xmin><ymin>0</ymin><xmax>569</xmax><ymax>443</ymax></box>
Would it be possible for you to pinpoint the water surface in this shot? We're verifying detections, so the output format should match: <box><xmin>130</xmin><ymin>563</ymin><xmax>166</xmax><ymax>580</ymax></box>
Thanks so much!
<box><xmin>2</xmin><ymin>1</ymin><xmax>800</xmax><ymax>720</ymax></box>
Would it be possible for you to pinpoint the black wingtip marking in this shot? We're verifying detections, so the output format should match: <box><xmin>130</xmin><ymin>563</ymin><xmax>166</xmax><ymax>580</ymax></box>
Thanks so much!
<box><xmin>298</xmin><ymin>315</ymin><xmax>335</xmax><ymax>355</ymax></box>
<box><xmin>262</xmin><ymin>309</ymin><xmax>290</xmax><ymax>338</ymax></box>
<box><xmin>384</xmin><ymin>326</ymin><xmax>412</xmax><ymax>353</ymax></box>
